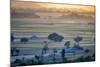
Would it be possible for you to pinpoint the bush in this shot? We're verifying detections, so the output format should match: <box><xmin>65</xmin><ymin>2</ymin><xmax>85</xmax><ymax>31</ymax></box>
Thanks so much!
<box><xmin>85</xmin><ymin>56</ymin><xmax>93</xmax><ymax>61</ymax></box>
<box><xmin>64</xmin><ymin>41</ymin><xmax>70</xmax><ymax>48</ymax></box>
<box><xmin>13</xmin><ymin>59</ymin><xmax>22</xmax><ymax>65</ymax></box>
<box><xmin>20</xmin><ymin>37</ymin><xmax>28</xmax><ymax>43</ymax></box>
<box><xmin>74</xmin><ymin>36</ymin><xmax>83</xmax><ymax>42</ymax></box>
<box><xmin>48</xmin><ymin>33</ymin><xmax>64</xmax><ymax>42</ymax></box>
<box><xmin>85</xmin><ymin>49</ymin><xmax>90</xmax><ymax>53</ymax></box>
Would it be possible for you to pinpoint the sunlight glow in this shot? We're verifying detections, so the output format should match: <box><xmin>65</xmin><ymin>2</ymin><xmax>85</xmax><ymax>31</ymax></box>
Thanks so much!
<box><xmin>19</xmin><ymin>0</ymin><xmax>95</xmax><ymax>5</ymax></box>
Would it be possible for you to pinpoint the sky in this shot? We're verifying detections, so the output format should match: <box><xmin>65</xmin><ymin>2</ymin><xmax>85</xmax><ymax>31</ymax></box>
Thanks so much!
<box><xmin>11</xmin><ymin>0</ymin><xmax>95</xmax><ymax>23</ymax></box>
<box><xmin>11</xmin><ymin>0</ymin><xmax>95</xmax><ymax>46</ymax></box>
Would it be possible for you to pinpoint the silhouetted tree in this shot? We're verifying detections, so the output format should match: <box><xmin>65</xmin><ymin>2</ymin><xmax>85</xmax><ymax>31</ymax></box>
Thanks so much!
<box><xmin>85</xmin><ymin>49</ymin><xmax>90</xmax><ymax>53</ymax></box>
<box><xmin>73</xmin><ymin>36</ymin><xmax>83</xmax><ymax>48</ymax></box>
<box><xmin>14</xmin><ymin>59</ymin><xmax>22</xmax><ymax>65</ymax></box>
<box><xmin>31</xmin><ymin>58</ymin><xmax>35</xmax><ymax>64</ymax></box>
<box><xmin>11</xmin><ymin>34</ymin><xmax>15</xmax><ymax>42</ymax></box>
<box><xmin>40</xmin><ymin>41</ymin><xmax>48</xmax><ymax>64</ymax></box>
<box><xmin>92</xmin><ymin>53</ymin><xmax>95</xmax><ymax>60</ymax></box>
<box><xmin>48</xmin><ymin>33</ymin><xmax>64</xmax><ymax>42</ymax></box>
<box><xmin>74</xmin><ymin>36</ymin><xmax>83</xmax><ymax>43</ymax></box>
<box><xmin>42</xmin><ymin>41</ymin><xmax>49</xmax><ymax>54</ymax></box>
<box><xmin>41</xmin><ymin>41</ymin><xmax>49</xmax><ymax>63</ymax></box>
<box><xmin>61</xmin><ymin>48</ymin><xmax>65</xmax><ymax>62</ymax></box>
<box><xmin>19</xmin><ymin>57</ymin><xmax>27</xmax><ymax>66</ymax></box>
<box><xmin>16</xmin><ymin>49</ymin><xmax>20</xmax><ymax>56</ymax></box>
<box><xmin>20</xmin><ymin>37</ymin><xmax>28</xmax><ymax>43</ymax></box>
<box><xmin>52</xmin><ymin>48</ymin><xmax>57</xmax><ymax>62</ymax></box>
<box><xmin>93</xmin><ymin>53</ymin><xmax>95</xmax><ymax>58</ymax></box>
<box><xmin>64</xmin><ymin>41</ymin><xmax>70</xmax><ymax>48</ymax></box>
<box><xmin>34</xmin><ymin>55</ymin><xmax>42</xmax><ymax>64</ymax></box>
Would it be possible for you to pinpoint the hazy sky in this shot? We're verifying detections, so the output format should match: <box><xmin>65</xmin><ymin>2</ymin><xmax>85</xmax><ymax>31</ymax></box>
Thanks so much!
<box><xmin>11</xmin><ymin>0</ymin><xmax>95</xmax><ymax>23</ymax></box>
